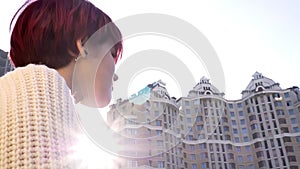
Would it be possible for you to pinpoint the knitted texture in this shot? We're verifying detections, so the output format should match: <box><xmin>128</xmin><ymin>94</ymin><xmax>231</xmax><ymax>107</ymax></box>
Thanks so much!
<box><xmin>0</xmin><ymin>64</ymin><xmax>80</xmax><ymax>168</ymax></box>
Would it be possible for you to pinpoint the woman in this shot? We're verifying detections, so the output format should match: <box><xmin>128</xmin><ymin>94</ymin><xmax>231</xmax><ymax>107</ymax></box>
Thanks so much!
<box><xmin>0</xmin><ymin>0</ymin><xmax>122</xmax><ymax>168</ymax></box>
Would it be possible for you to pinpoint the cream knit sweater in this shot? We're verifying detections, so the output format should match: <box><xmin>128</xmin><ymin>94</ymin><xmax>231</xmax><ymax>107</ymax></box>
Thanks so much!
<box><xmin>0</xmin><ymin>64</ymin><xmax>81</xmax><ymax>168</ymax></box>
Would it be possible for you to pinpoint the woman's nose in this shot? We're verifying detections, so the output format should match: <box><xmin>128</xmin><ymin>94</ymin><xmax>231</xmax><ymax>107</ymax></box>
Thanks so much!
<box><xmin>113</xmin><ymin>74</ymin><xmax>118</xmax><ymax>81</ymax></box>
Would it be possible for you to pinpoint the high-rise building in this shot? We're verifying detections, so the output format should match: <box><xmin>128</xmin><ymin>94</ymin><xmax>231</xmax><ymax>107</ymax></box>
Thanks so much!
<box><xmin>107</xmin><ymin>72</ymin><xmax>300</xmax><ymax>169</ymax></box>
<box><xmin>0</xmin><ymin>49</ymin><xmax>14</xmax><ymax>76</ymax></box>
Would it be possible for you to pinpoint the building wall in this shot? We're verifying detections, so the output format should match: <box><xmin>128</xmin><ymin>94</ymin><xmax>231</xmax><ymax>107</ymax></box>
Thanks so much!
<box><xmin>107</xmin><ymin>76</ymin><xmax>300</xmax><ymax>169</ymax></box>
<box><xmin>0</xmin><ymin>49</ymin><xmax>14</xmax><ymax>76</ymax></box>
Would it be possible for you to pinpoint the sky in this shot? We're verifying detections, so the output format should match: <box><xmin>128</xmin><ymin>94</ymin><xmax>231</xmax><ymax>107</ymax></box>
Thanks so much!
<box><xmin>0</xmin><ymin>0</ymin><xmax>299</xmax><ymax>100</ymax></box>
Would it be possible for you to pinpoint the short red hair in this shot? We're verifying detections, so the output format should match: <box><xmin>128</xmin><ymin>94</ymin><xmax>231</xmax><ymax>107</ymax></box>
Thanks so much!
<box><xmin>10</xmin><ymin>0</ymin><xmax>122</xmax><ymax>69</ymax></box>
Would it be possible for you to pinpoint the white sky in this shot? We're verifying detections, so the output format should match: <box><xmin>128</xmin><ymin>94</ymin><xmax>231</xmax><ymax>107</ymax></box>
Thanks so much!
<box><xmin>1</xmin><ymin>0</ymin><xmax>299</xmax><ymax>100</ymax></box>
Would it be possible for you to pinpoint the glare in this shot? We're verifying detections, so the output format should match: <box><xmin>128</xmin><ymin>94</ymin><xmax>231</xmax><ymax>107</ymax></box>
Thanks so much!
<box><xmin>69</xmin><ymin>134</ymin><xmax>117</xmax><ymax>169</ymax></box>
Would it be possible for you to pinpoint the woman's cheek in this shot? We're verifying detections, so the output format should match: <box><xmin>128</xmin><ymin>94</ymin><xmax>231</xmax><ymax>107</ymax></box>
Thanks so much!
<box><xmin>94</xmin><ymin>55</ymin><xmax>115</xmax><ymax>108</ymax></box>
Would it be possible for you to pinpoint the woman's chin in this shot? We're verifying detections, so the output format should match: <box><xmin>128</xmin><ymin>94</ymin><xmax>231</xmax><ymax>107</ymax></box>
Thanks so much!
<box><xmin>95</xmin><ymin>93</ymin><xmax>112</xmax><ymax>108</ymax></box>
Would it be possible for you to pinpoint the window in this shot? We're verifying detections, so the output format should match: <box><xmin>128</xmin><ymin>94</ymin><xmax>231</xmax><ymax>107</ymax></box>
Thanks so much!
<box><xmin>186</xmin><ymin>109</ymin><xmax>191</xmax><ymax>114</ymax></box>
<box><xmin>185</xmin><ymin>101</ymin><xmax>190</xmax><ymax>106</ymax></box>
<box><xmin>239</xmin><ymin>111</ymin><xmax>244</xmax><ymax>116</ymax></box>
<box><xmin>197</xmin><ymin>125</ymin><xmax>203</xmax><ymax>131</ymax></box>
<box><xmin>296</xmin><ymin>136</ymin><xmax>300</xmax><ymax>142</ymax></box>
<box><xmin>293</xmin><ymin>127</ymin><xmax>299</xmax><ymax>133</ymax></box>
<box><xmin>254</xmin><ymin>142</ymin><xmax>262</xmax><ymax>148</ymax></box>
<box><xmin>233</xmin><ymin>128</ymin><xmax>238</xmax><ymax>134</ymax></box>
<box><xmin>126</xmin><ymin>118</ymin><xmax>137</xmax><ymax>125</ymax></box>
<box><xmin>228</xmin><ymin>153</ymin><xmax>234</xmax><ymax>160</ymax></box>
<box><xmin>245</xmin><ymin>146</ymin><xmax>251</xmax><ymax>152</ymax></box>
<box><xmin>187</xmin><ymin>118</ymin><xmax>192</xmax><ymax>123</ymax></box>
<box><xmin>237</xmin><ymin>103</ymin><xmax>242</xmax><ymax>108</ymax></box>
<box><xmin>156</xmin><ymin>140</ymin><xmax>163</xmax><ymax>147</ymax></box>
<box><xmin>272</xmin><ymin>149</ymin><xmax>277</xmax><ymax>157</ymax></box>
<box><xmin>247</xmin><ymin>107</ymin><xmax>251</xmax><ymax>113</ymax></box>
<box><xmin>230</xmin><ymin>112</ymin><xmax>235</xmax><ymax>117</ymax></box>
<box><xmin>286</xmin><ymin>146</ymin><xmax>294</xmax><ymax>153</ymax></box>
<box><xmin>288</xmin><ymin>156</ymin><xmax>297</xmax><ymax>162</ymax></box>
<box><xmin>284</xmin><ymin>92</ymin><xmax>290</xmax><ymax>98</ymax></box>
<box><xmin>226</xmin><ymin>144</ymin><xmax>232</xmax><ymax>150</ymax></box>
<box><xmin>239</xmin><ymin>166</ymin><xmax>244</xmax><ymax>169</ymax></box>
<box><xmin>247</xmin><ymin>155</ymin><xmax>253</xmax><ymax>161</ymax></box>
<box><xmin>192</xmin><ymin>164</ymin><xmax>197</xmax><ymax>169</ymax></box>
<box><xmin>291</xmin><ymin>118</ymin><xmax>297</xmax><ymax>124</ymax></box>
<box><xmin>225</xmin><ymin>135</ymin><xmax>231</xmax><ymax>140</ymax></box>
<box><xmin>238</xmin><ymin>156</ymin><xmax>243</xmax><ymax>162</ymax></box>
<box><xmin>200</xmin><ymin>152</ymin><xmax>207</xmax><ymax>159</ymax></box>
<box><xmin>127</xmin><ymin>160</ymin><xmax>138</xmax><ymax>167</ymax></box>
<box><xmin>289</xmin><ymin>109</ymin><xmax>295</xmax><ymax>115</ymax></box>
<box><xmin>191</xmin><ymin>154</ymin><xmax>196</xmax><ymax>160</ymax></box>
<box><xmin>258</xmin><ymin>161</ymin><xmax>265</xmax><ymax>167</ymax></box>
<box><xmin>190</xmin><ymin>145</ymin><xmax>195</xmax><ymax>150</ymax></box>
<box><xmin>256</xmin><ymin>106</ymin><xmax>261</xmax><ymax>113</ymax></box>
<box><xmin>245</xmin><ymin>100</ymin><xmax>249</xmax><ymax>105</ymax></box>
<box><xmin>156</xmin><ymin>120</ymin><xmax>161</xmax><ymax>126</ymax></box>
<box><xmin>277</xmin><ymin>109</ymin><xmax>284</xmax><ymax>115</ymax></box>
<box><xmin>283</xmin><ymin>137</ymin><xmax>291</xmax><ymax>143</ymax></box>
<box><xmin>276</xmin><ymin>101</ymin><xmax>282</xmax><ymax>107</ymax></box>
<box><xmin>232</xmin><ymin>120</ymin><xmax>237</xmax><ymax>126</ymax></box>
<box><xmin>146</xmin><ymin>118</ymin><xmax>151</xmax><ymax>124</ymax></box>
<box><xmin>126</xmin><ymin>128</ymin><xmax>137</xmax><ymax>135</ymax></box>
<box><xmin>286</xmin><ymin>101</ymin><xmax>292</xmax><ymax>106</ymax></box>
<box><xmin>196</xmin><ymin>116</ymin><xmax>202</xmax><ymax>122</ymax></box>
<box><xmin>240</xmin><ymin>119</ymin><xmax>246</xmax><ymax>125</ymax></box>
<box><xmin>128</xmin><ymin>139</ymin><xmax>137</xmax><ymax>144</ymax></box>
<box><xmin>223</xmin><ymin>126</ymin><xmax>229</xmax><ymax>131</ymax></box>
<box><xmin>198</xmin><ymin>134</ymin><xmax>205</xmax><ymax>139</ymax></box>
<box><xmin>236</xmin><ymin>146</ymin><xmax>241</xmax><ymax>152</ymax></box>
<box><xmin>201</xmin><ymin>162</ymin><xmax>207</xmax><ymax>169</ymax></box>
<box><xmin>279</xmin><ymin>118</ymin><xmax>287</xmax><ymax>124</ymax></box>
<box><xmin>199</xmin><ymin>143</ymin><xmax>206</xmax><ymax>149</ymax></box>
<box><xmin>251</xmin><ymin>124</ymin><xmax>258</xmax><ymax>130</ymax></box>
<box><xmin>235</xmin><ymin>137</ymin><xmax>240</xmax><ymax>143</ymax></box>
<box><xmin>243</xmin><ymin>137</ymin><xmax>249</xmax><ymax>142</ymax></box>
<box><xmin>229</xmin><ymin>163</ymin><xmax>235</xmax><ymax>169</ymax></box>
<box><xmin>158</xmin><ymin>161</ymin><xmax>164</xmax><ymax>168</ymax></box>
<box><xmin>256</xmin><ymin>151</ymin><xmax>264</xmax><ymax>158</ymax></box>
<box><xmin>156</xmin><ymin>130</ymin><xmax>162</xmax><ymax>135</ymax></box>
<box><xmin>229</xmin><ymin>103</ymin><xmax>233</xmax><ymax>109</ymax></box>
<box><xmin>252</xmin><ymin>133</ymin><xmax>260</xmax><ymax>139</ymax></box>
<box><xmin>242</xmin><ymin>128</ymin><xmax>248</xmax><ymax>134</ymax></box>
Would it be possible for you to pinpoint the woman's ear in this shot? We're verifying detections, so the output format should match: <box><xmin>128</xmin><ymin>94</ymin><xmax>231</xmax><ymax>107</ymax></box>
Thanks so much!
<box><xmin>76</xmin><ymin>39</ymin><xmax>88</xmax><ymax>59</ymax></box>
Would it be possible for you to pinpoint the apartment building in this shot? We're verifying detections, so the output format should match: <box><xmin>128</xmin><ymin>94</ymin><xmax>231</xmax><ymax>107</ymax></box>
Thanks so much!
<box><xmin>0</xmin><ymin>49</ymin><xmax>14</xmax><ymax>76</ymax></box>
<box><xmin>107</xmin><ymin>72</ymin><xmax>300</xmax><ymax>169</ymax></box>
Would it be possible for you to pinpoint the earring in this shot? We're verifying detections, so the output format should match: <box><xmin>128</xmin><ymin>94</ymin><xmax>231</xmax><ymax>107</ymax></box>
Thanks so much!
<box><xmin>75</xmin><ymin>56</ymin><xmax>80</xmax><ymax>62</ymax></box>
<box><xmin>80</xmin><ymin>47</ymin><xmax>88</xmax><ymax>58</ymax></box>
<box><xmin>75</xmin><ymin>47</ymin><xmax>88</xmax><ymax>62</ymax></box>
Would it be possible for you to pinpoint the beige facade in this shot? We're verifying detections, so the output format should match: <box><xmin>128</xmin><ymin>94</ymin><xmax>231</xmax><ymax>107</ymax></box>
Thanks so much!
<box><xmin>0</xmin><ymin>49</ymin><xmax>14</xmax><ymax>76</ymax></box>
<box><xmin>107</xmin><ymin>73</ymin><xmax>300</xmax><ymax>169</ymax></box>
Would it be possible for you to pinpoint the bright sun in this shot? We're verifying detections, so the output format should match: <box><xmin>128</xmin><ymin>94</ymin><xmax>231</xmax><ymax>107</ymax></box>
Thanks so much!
<box><xmin>69</xmin><ymin>134</ymin><xmax>118</xmax><ymax>169</ymax></box>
